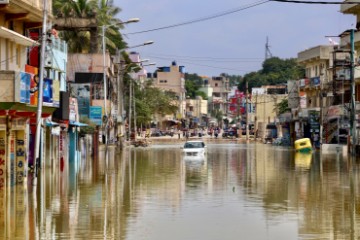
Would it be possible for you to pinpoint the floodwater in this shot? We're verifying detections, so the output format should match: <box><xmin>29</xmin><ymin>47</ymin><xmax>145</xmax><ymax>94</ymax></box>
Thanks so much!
<box><xmin>1</xmin><ymin>142</ymin><xmax>360</xmax><ymax>240</ymax></box>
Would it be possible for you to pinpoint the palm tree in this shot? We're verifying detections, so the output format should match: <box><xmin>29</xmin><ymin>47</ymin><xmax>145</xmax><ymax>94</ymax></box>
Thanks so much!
<box><xmin>53</xmin><ymin>0</ymin><xmax>127</xmax><ymax>54</ymax></box>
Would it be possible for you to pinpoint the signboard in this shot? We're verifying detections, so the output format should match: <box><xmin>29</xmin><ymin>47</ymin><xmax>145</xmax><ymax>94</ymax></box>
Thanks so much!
<box><xmin>335</xmin><ymin>68</ymin><xmax>350</xmax><ymax>81</ymax></box>
<box><xmin>299</xmin><ymin>91</ymin><xmax>307</xmax><ymax>109</ymax></box>
<box><xmin>52</xmin><ymin>80</ymin><xmax>60</xmax><ymax>107</ymax></box>
<box><xmin>0</xmin><ymin>131</ymin><xmax>6</xmax><ymax>190</ymax></box>
<box><xmin>69</xmin><ymin>98</ymin><xmax>78</xmax><ymax>122</ymax></box>
<box><xmin>42</xmin><ymin>78</ymin><xmax>53</xmax><ymax>106</ymax></box>
<box><xmin>15</xmin><ymin>131</ymin><xmax>25</xmax><ymax>184</ymax></box>
<box><xmin>299</xmin><ymin>78</ymin><xmax>310</xmax><ymax>87</ymax></box>
<box><xmin>19</xmin><ymin>72</ymin><xmax>30</xmax><ymax>104</ymax></box>
<box><xmin>287</xmin><ymin>80</ymin><xmax>299</xmax><ymax>109</ymax></box>
<box><xmin>89</xmin><ymin>106</ymin><xmax>102</xmax><ymax>126</ymax></box>
<box><xmin>309</xmin><ymin>110</ymin><xmax>320</xmax><ymax>133</ymax></box>
<box><xmin>71</xmin><ymin>84</ymin><xmax>90</xmax><ymax>117</ymax></box>
<box><xmin>311</xmin><ymin>77</ymin><xmax>320</xmax><ymax>87</ymax></box>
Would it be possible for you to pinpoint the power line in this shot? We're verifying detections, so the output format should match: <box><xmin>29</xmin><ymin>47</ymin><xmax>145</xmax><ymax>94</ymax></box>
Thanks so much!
<box><xmin>270</xmin><ymin>0</ymin><xmax>360</xmax><ymax>4</ymax></box>
<box><xmin>146</xmin><ymin>54</ymin><xmax>263</xmax><ymax>63</ymax></box>
<box><xmin>148</xmin><ymin>56</ymin><xmax>261</xmax><ymax>72</ymax></box>
<box><xmin>125</xmin><ymin>0</ymin><xmax>270</xmax><ymax>35</ymax></box>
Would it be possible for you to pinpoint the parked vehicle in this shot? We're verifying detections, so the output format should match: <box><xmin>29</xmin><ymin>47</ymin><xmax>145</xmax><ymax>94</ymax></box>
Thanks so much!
<box><xmin>181</xmin><ymin>140</ymin><xmax>206</xmax><ymax>156</ymax></box>
<box><xmin>222</xmin><ymin>128</ymin><xmax>238</xmax><ymax>138</ymax></box>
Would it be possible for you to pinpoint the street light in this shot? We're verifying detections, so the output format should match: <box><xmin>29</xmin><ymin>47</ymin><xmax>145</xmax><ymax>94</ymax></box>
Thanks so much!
<box><xmin>102</xmin><ymin>18</ymin><xmax>140</xmax><ymax>145</ymax></box>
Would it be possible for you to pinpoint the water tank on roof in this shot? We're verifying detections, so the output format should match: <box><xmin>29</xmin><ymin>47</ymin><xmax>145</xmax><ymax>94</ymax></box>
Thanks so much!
<box><xmin>172</xmin><ymin>61</ymin><xmax>177</xmax><ymax>66</ymax></box>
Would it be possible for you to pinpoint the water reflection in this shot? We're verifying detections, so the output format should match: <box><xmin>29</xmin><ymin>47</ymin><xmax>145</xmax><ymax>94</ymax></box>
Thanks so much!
<box><xmin>2</xmin><ymin>143</ymin><xmax>360</xmax><ymax>239</ymax></box>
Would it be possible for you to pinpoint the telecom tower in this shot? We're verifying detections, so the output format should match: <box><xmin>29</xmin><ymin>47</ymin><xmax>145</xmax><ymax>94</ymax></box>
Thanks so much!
<box><xmin>265</xmin><ymin>36</ymin><xmax>272</xmax><ymax>60</ymax></box>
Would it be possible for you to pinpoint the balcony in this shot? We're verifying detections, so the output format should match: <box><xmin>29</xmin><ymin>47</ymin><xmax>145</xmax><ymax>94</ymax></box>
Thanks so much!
<box><xmin>340</xmin><ymin>0</ymin><xmax>360</xmax><ymax>14</ymax></box>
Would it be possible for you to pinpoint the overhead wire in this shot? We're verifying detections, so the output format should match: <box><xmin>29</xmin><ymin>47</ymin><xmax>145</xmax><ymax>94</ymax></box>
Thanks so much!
<box><xmin>270</xmin><ymin>0</ymin><xmax>360</xmax><ymax>4</ymax></box>
<box><xmin>125</xmin><ymin>0</ymin><xmax>270</xmax><ymax>35</ymax></box>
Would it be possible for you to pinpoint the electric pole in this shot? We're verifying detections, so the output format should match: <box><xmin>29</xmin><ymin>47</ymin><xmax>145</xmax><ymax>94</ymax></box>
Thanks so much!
<box><xmin>246</xmin><ymin>80</ymin><xmax>249</xmax><ymax>141</ymax></box>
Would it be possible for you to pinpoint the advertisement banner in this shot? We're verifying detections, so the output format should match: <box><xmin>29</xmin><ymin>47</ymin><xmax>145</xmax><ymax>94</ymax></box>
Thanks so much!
<box><xmin>42</xmin><ymin>78</ymin><xmax>53</xmax><ymax>106</ymax></box>
<box><xmin>0</xmin><ymin>131</ymin><xmax>6</xmax><ymax>190</ymax></box>
<box><xmin>20</xmin><ymin>72</ymin><xmax>31</xmax><ymax>104</ymax></box>
<box><xmin>89</xmin><ymin>106</ymin><xmax>102</xmax><ymax>126</ymax></box>
<box><xmin>71</xmin><ymin>84</ymin><xmax>90</xmax><ymax>117</ymax></box>
<box><xmin>25</xmin><ymin>65</ymin><xmax>39</xmax><ymax>106</ymax></box>
<box><xmin>311</xmin><ymin>77</ymin><xmax>320</xmax><ymax>87</ymax></box>
<box><xmin>299</xmin><ymin>91</ymin><xmax>307</xmax><ymax>109</ymax></box>
<box><xmin>15</xmin><ymin>131</ymin><xmax>25</xmax><ymax>184</ymax></box>
<box><xmin>52</xmin><ymin>80</ymin><xmax>60</xmax><ymax>107</ymax></box>
<box><xmin>69</xmin><ymin>98</ymin><xmax>78</xmax><ymax>122</ymax></box>
<box><xmin>287</xmin><ymin>80</ymin><xmax>299</xmax><ymax>109</ymax></box>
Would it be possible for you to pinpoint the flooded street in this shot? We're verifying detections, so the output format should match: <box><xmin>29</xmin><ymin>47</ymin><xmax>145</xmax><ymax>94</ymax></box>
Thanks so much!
<box><xmin>1</xmin><ymin>142</ymin><xmax>360</xmax><ymax>239</ymax></box>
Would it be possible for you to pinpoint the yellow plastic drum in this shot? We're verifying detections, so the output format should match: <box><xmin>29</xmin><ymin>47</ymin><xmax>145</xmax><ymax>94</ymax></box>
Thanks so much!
<box><xmin>294</xmin><ymin>138</ymin><xmax>312</xmax><ymax>152</ymax></box>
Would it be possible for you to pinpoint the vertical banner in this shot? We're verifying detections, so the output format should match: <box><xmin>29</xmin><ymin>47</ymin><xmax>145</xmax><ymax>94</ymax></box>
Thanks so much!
<box><xmin>43</xmin><ymin>78</ymin><xmax>53</xmax><ymax>106</ymax></box>
<box><xmin>19</xmin><ymin>72</ymin><xmax>31</xmax><ymax>104</ymax></box>
<box><xmin>53</xmin><ymin>80</ymin><xmax>60</xmax><ymax>107</ymax></box>
<box><xmin>0</xmin><ymin>123</ymin><xmax>5</xmax><ymax>238</ymax></box>
<box><xmin>25</xmin><ymin>65</ymin><xmax>39</xmax><ymax>106</ymax></box>
<box><xmin>89</xmin><ymin>106</ymin><xmax>103</xmax><ymax>126</ymax></box>
<box><xmin>9</xmin><ymin>132</ymin><xmax>15</xmax><ymax>186</ymax></box>
<box><xmin>71</xmin><ymin>84</ymin><xmax>90</xmax><ymax>117</ymax></box>
<box><xmin>15</xmin><ymin>131</ymin><xmax>25</xmax><ymax>184</ymax></box>
<box><xmin>0</xmin><ymin>131</ymin><xmax>6</xmax><ymax>189</ymax></box>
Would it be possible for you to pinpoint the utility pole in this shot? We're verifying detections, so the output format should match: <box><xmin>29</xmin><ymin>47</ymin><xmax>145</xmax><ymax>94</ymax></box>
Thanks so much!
<box><xmin>350</xmin><ymin>29</ymin><xmax>356</xmax><ymax>156</ymax></box>
<box><xmin>102</xmin><ymin>25</ymin><xmax>108</xmax><ymax>146</ymax></box>
<box><xmin>246</xmin><ymin>79</ymin><xmax>249</xmax><ymax>141</ymax></box>
<box><xmin>33</xmin><ymin>0</ymin><xmax>48</xmax><ymax>183</ymax></box>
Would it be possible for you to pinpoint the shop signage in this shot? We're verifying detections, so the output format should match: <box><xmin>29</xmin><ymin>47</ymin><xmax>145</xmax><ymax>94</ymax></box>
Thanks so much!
<box><xmin>299</xmin><ymin>78</ymin><xmax>310</xmax><ymax>87</ymax></box>
<box><xmin>19</xmin><ymin>72</ymin><xmax>31</xmax><ymax>104</ymax></box>
<box><xmin>89</xmin><ymin>106</ymin><xmax>102</xmax><ymax>126</ymax></box>
<box><xmin>311</xmin><ymin>77</ymin><xmax>320</xmax><ymax>86</ymax></box>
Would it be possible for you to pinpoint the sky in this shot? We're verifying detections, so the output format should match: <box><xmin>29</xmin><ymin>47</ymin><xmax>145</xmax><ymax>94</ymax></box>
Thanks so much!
<box><xmin>115</xmin><ymin>0</ymin><xmax>355</xmax><ymax>77</ymax></box>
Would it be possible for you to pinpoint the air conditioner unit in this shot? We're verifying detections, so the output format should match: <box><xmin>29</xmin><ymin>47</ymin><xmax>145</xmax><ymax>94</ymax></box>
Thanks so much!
<box><xmin>0</xmin><ymin>0</ymin><xmax>9</xmax><ymax>4</ymax></box>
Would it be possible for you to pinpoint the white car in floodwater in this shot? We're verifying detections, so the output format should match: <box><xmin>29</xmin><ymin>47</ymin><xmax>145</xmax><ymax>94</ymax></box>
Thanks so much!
<box><xmin>181</xmin><ymin>140</ymin><xmax>206</xmax><ymax>157</ymax></box>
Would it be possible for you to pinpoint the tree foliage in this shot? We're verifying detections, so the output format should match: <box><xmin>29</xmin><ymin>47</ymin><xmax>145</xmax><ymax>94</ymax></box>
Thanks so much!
<box><xmin>53</xmin><ymin>0</ymin><xmax>127</xmax><ymax>54</ymax></box>
<box><xmin>274</xmin><ymin>98</ymin><xmax>290</xmax><ymax>114</ymax></box>
<box><xmin>184</xmin><ymin>73</ymin><xmax>207</xmax><ymax>99</ymax></box>
<box><xmin>238</xmin><ymin>57</ymin><xmax>305</xmax><ymax>92</ymax></box>
<box><xmin>131</xmin><ymin>82</ymin><xmax>179</xmax><ymax>126</ymax></box>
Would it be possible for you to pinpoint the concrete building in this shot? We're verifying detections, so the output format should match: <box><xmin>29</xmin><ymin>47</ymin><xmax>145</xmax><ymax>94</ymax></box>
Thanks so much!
<box><xmin>208</xmin><ymin>75</ymin><xmax>231</xmax><ymax>118</ymax></box>
<box><xmin>339</xmin><ymin>2</ymin><xmax>360</xmax><ymax>152</ymax></box>
<box><xmin>185</xmin><ymin>97</ymin><xmax>208</xmax><ymax>128</ymax></box>
<box><xmin>0</xmin><ymin>0</ymin><xmax>70</xmax><ymax>186</ymax></box>
<box><xmin>296</xmin><ymin>45</ymin><xmax>334</xmax><ymax>144</ymax></box>
<box><xmin>153</xmin><ymin>61</ymin><xmax>186</xmax><ymax>126</ymax></box>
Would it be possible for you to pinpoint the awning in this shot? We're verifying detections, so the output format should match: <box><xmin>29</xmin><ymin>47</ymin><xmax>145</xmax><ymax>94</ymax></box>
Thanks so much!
<box><xmin>0</xmin><ymin>27</ymin><xmax>39</xmax><ymax>47</ymax></box>
<box><xmin>45</xmin><ymin>120</ymin><xmax>59</xmax><ymax>127</ymax></box>
<box><xmin>69</xmin><ymin>121</ymin><xmax>88</xmax><ymax>127</ymax></box>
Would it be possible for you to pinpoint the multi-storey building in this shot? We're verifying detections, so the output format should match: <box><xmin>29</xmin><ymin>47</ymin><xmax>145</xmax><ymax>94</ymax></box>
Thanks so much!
<box><xmin>0</xmin><ymin>0</ymin><xmax>68</xmax><ymax>186</ymax></box>
<box><xmin>297</xmin><ymin>45</ymin><xmax>334</xmax><ymax>144</ymax></box>
<box><xmin>185</xmin><ymin>97</ymin><xmax>208</xmax><ymax>128</ymax></box>
<box><xmin>208</xmin><ymin>75</ymin><xmax>230</xmax><ymax>118</ymax></box>
<box><xmin>153</xmin><ymin>61</ymin><xmax>186</xmax><ymax>127</ymax></box>
<box><xmin>339</xmin><ymin>2</ymin><xmax>360</xmax><ymax>152</ymax></box>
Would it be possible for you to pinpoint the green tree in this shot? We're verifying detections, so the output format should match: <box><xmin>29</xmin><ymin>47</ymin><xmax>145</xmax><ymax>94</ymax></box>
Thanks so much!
<box><xmin>274</xmin><ymin>98</ymin><xmax>290</xmax><ymax>114</ymax></box>
<box><xmin>238</xmin><ymin>57</ymin><xmax>305</xmax><ymax>92</ymax></box>
<box><xmin>53</xmin><ymin>0</ymin><xmax>127</xmax><ymax>54</ymax></box>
